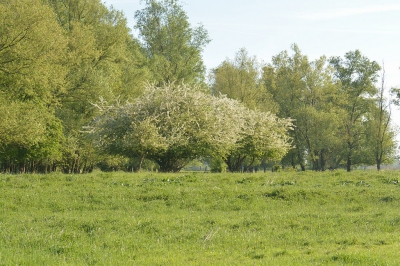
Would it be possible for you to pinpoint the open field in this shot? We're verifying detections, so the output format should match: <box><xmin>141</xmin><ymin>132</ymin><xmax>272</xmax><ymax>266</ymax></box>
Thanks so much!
<box><xmin>1</xmin><ymin>170</ymin><xmax>400</xmax><ymax>265</ymax></box>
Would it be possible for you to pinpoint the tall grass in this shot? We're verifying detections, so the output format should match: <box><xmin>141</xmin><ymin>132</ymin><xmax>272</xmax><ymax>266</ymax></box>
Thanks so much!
<box><xmin>1</xmin><ymin>170</ymin><xmax>400</xmax><ymax>265</ymax></box>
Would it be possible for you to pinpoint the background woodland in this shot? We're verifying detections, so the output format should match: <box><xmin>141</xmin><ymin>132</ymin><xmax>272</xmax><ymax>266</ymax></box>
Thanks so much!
<box><xmin>0</xmin><ymin>0</ymin><xmax>397</xmax><ymax>173</ymax></box>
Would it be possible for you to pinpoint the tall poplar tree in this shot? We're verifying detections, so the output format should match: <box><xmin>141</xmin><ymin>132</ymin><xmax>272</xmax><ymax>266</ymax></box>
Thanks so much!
<box><xmin>0</xmin><ymin>0</ymin><xmax>66</xmax><ymax>173</ymax></box>
<box><xmin>364</xmin><ymin>66</ymin><xmax>397</xmax><ymax>170</ymax></box>
<box><xmin>211</xmin><ymin>48</ymin><xmax>276</xmax><ymax>112</ymax></box>
<box><xmin>263</xmin><ymin>45</ymin><xmax>343</xmax><ymax>170</ymax></box>
<box><xmin>45</xmin><ymin>0</ymin><xmax>149</xmax><ymax>172</ymax></box>
<box><xmin>263</xmin><ymin>45</ymin><xmax>310</xmax><ymax>170</ymax></box>
<box><xmin>330</xmin><ymin>50</ymin><xmax>380</xmax><ymax>172</ymax></box>
<box><xmin>134</xmin><ymin>0</ymin><xmax>210</xmax><ymax>86</ymax></box>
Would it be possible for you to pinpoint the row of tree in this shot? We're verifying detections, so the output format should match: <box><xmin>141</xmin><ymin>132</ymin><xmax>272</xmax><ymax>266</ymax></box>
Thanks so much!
<box><xmin>0</xmin><ymin>0</ymin><xmax>397</xmax><ymax>173</ymax></box>
<box><xmin>211</xmin><ymin>46</ymin><xmax>397</xmax><ymax>171</ymax></box>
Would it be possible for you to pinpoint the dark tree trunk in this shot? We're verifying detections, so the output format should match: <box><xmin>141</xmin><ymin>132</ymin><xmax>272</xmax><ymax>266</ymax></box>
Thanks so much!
<box><xmin>297</xmin><ymin>149</ymin><xmax>306</xmax><ymax>171</ymax></box>
<box><xmin>346</xmin><ymin>156</ymin><xmax>352</xmax><ymax>172</ymax></box>
<box><xmin>291</xmin><ymin>155</ymin><xmax>296</xmax><ymax>169</ymax></box>
<box><xmin>376</xmin><ymin>158</ymin><xmax>381</xmax><ymax>171</ymax></box>
<box><xmin>225</xmin><ymin>155</ymin><xmax>246</xmax><ymax>172</ymax></box>
<box><xmin>320</xmin><ymin>149</ymin><xmax>326</xmax><ymax>171</ymax></box>
<box><xmin>155</xmin><ymin>157</ymin><xmax>187</xmax><ymax>172</ymax></box>
<box><xmin>300</xmin><ymin>162</ymin><xmax>306</xmax><ymax>171</ymax></box>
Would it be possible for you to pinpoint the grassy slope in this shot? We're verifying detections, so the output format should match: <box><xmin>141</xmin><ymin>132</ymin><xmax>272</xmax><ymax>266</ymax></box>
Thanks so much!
<box><xmin>1</xmin><ymin>170</ymin><xmax>400</xmax><ymax>265</ymax></box>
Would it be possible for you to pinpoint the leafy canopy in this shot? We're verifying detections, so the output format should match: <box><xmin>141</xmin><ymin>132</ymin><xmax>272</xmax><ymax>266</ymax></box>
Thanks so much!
<box><xmin>134</xmin><ymin>0</ymin><xmax>210</xmax><ymax>86</ymax></box>
<box><xmin>90</xmin><ymin>83</ymin><xmax>292</xmax><ymax>172</ymax></box>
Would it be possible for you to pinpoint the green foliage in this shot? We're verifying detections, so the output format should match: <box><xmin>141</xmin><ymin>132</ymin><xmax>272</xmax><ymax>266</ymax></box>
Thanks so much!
<box><xmin>0</xmin><ymin>0</ymin><xmax>151</xmax><ymax>173</ymax></box>
<box><xmin>263</xmin><ymin>45</ymin><xmax>394</xmax><ymax>171</ymax></box>
<box><xmin>2</xmin><ymin>171</ymin><xmax>400</xmax><ymax>264</ymax></box>
<box><xmin>43</xmin><ymin>0</ymin><xmax>150</xmax><ymax>173</ymax></box>
<box><xmin>211</xmin><ymin>48</ymin><xmax>276</xmax><ymax>112</ymax></box>
<box><xmin>210</xmin><ymin>157</ymin><xmax>227</xmax><ymax>172</ymax></box>
<box><xmin>0</xmin><ymin>99</ymin><xmax>64</xmax><ymax>173</ymax></box>
<box><xmin>0</xmin><ymin>0</ymin><xmax>67</xmax><ymax>105</ymax></box>
<box><xmin>363</xmin><ymin>70</ymin><xmax>397</xmax><ymax>170</ymax></box>
<box><xmin>329</xmin><ymin>50</ymin><xmax>381</xmax><ymax>171</ymax></box>
<box><xmin>48</xmin><ymin>0</ymin><xmax>148</xmax><ymax>131</ymax></box>
<box><xmin>273</xmin><ymin>164</ymin><xmax>282</xmax><ymax>172</ymax></box>
<box><xmin>135</xmin><ymin>0</ymin><xmax>210</xmax><ymax>86</ymax></box>
<box><xmin>390</xmin><ymin>87</ymin><xmax>400</xmax><ymax>106</ymax></box>
<box><xmin>264</xmin><ymin>44</ymin><xmax>343</xmax><ymax>171</ymax></box>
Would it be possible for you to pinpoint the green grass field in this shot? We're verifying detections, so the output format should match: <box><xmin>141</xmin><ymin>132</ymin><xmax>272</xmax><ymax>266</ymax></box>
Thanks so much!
<box><xmin>1</xmin><ymin>170</ymin><xmax>400</xmax><ymax>265</ymax></box>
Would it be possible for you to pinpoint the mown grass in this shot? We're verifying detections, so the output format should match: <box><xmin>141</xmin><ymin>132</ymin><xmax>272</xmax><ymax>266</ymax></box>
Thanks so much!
<box><xmin>1</xmin><ymin>170</ymin><xmax>400</xmax><ymax>265</ymax></box>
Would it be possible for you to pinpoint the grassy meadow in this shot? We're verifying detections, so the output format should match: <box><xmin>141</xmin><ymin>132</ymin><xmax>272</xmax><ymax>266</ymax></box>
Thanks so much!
<box><xmin>1</xmin><ymin>170</ymin><xmax>400</xmax><ymax>265</ymax></box>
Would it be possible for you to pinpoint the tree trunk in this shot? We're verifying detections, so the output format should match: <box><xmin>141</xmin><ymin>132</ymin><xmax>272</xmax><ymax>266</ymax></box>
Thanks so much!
<box><xmin>137</xmin><ymin>155</ymin><xmax>145</xmax><ymax>172</ymax></box>
<box><xmin>291</xmin><ymin>155</ymin><xmax>296</xmax><ymax>169</ymax></box>
<box><xmin>312</xmin><ymin>150</ymin><xmax>319</xmax><ymax>171</ymax></box>
<box><xmin>320</xmin><ymin>149</ymin><xmax>326</xmax><ymax>171</ymax></box>
<box><xmin>300</xmin><ymin>162</ymin><xmax>305</xmax><ymax>171</ymax></box>
<box><xmin>225</xmin><ymin>155</ymin><xmax>246</xmax><ymax>172</ymax></box>
<box><xmin>297</xmin><ymin>149</ymin><xmax>306</xmax><ymax>171</ymax></box>
<box><xmin>376</xmin><ymin>159</ymin><xmax>381</xmax><ymax>171</ymax></box>
<box><xmin>156</xmin><ymin>157</ymin><xmax>186</xmax><ymax>172</ymax></box>
<box><xmin>346</xmin><ymin>156</ymin><xmax>352</xmax><ymax>172</ymax></box>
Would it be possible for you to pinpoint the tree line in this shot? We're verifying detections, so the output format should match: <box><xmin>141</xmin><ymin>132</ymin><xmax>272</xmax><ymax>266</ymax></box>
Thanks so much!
<box><xmin>0</xmin><ymin>0</ymin><xmax>397</xmax><ymax>173</ymax></box>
